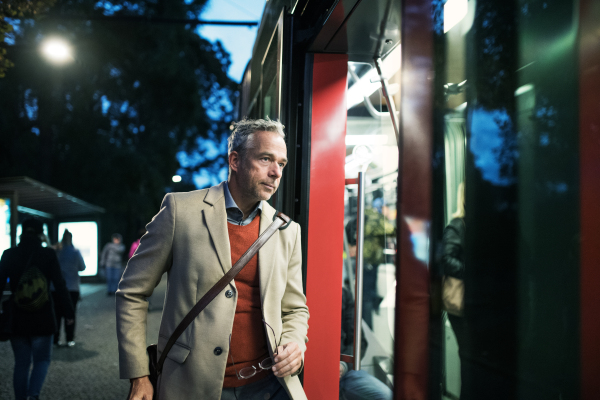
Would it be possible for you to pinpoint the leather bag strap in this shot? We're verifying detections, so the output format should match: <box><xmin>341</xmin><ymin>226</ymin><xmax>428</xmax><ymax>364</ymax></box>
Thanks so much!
<box><xmin>156</xmin><ymin>211</ymin><xmax>291</xmax><ymax>373</ymax></box>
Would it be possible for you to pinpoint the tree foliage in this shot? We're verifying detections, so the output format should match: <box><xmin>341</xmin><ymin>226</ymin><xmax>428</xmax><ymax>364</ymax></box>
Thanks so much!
<box><xmin>0</xmin><ymin>0</ymin><xmax>236</xmax><ymax>245</ymax></box>
<box><xmin>0</xmin><ymin>0</ymin><xmax>56</xmax><ymax>77</ymax></box>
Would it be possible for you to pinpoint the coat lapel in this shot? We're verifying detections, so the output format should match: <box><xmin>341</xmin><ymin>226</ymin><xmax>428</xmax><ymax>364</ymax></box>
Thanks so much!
<box><xmin>259</xmin><ymin>202</ymin><xmax>279</xmax><ymax>303</ymax></box>
<box><xmin>202</xmin><ymin>183</ymin><xmax>232</xmax><ymax>274</ymax></box>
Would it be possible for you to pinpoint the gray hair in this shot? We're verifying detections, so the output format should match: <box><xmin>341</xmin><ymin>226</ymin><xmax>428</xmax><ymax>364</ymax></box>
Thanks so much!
<box><xmin>227</xmin><ymin>118</ymin><xmax>285</xmax><ymax>157</ymax></box>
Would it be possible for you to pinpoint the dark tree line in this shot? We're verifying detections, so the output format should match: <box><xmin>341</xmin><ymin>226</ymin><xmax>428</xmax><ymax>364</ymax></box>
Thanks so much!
<box><xmin>0</xmin><ymin>0</ymin><xmax>236</xmax><ymax>246</ymax></box>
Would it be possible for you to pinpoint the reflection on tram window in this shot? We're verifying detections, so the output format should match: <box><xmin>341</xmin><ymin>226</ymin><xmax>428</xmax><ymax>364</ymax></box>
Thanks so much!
<box><xmin>441</xmin><ymin>69</ymin><xmax>467</xmax><ymax>399</ymax></box>
<box><xmin>469</xmin><ymin>108</ymin><xmax>517</xmax><ymax>186</ymax></box>
<box><xmin>441</xmin><ymin>182</ymin><xmax>466</xmax><ymax>356</ymax></box>
<box><xmin>432</xmin><ymin>0</ymin><xmax>582</xmax><ymax>397</ymax></box>
<box><xmin>404</xmin><ymin>217</ymin><xmax>429</xmax><ymax>264</ymax></box>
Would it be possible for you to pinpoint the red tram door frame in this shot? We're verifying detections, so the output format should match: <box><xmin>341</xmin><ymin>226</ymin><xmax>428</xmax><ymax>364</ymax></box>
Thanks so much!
<box><xmin>579</xmin><ymin>0</ymin><xmax>600</xmax><ymax>397</ymax></box>
<box><xmin>303</xmin><ymin>53</ymin><xmax>348</xmax><ymax>400</ymax></box>
<box><xmin>393</xmin><ymin>0</ymin><xmax>434</xmax><ymax>397</ymax></box>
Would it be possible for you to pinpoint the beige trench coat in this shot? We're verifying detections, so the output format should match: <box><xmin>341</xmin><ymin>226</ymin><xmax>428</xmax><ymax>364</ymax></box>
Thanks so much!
<box><xmin>116</xmin><ymin>183</ymin><xmax>309</xmax><ymax>400</ymax></box>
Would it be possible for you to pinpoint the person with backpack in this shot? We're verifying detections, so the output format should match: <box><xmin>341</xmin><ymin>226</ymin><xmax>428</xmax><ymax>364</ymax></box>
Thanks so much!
<box><xmin>0</xmin><ymin>219</ymin><xmax>75</xmax><ymax>400</ymax></box>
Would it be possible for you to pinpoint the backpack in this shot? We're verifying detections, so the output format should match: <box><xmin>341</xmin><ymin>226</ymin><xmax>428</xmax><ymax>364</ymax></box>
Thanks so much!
<box><xmin>14</xmin><ymin>254</ymin><xmax>49</xmax><ymax>313</ymax></box>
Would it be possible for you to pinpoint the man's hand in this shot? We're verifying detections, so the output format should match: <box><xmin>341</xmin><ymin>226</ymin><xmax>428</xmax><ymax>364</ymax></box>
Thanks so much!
<box><xmin>272</xmin><ymin>342</ymin><xmax>302</xmax><ymax>378</ymax></box>
<box><xmin>129</xmin><ymin>376</ymin><xmax>153</xmax><ymax>400</ymax></box>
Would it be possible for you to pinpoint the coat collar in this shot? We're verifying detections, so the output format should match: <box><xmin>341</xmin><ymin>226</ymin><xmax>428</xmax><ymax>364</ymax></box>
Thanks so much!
<box><xmin>202</xmin><ymin>183</ymin><xmax>231</xmax><ymax>275</ymax></box>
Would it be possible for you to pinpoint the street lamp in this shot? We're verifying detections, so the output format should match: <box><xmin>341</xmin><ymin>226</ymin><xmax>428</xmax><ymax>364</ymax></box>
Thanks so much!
<box><xmin>40</xmin><ymin>37</ymin><xmax>73</xmax><ymax>64</ymax></box>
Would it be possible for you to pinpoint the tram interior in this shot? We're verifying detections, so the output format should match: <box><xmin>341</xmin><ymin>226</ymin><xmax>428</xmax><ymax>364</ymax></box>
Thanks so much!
<box><xmin>343</xmin><ymin>42</ymin><xmax>401</xmax><ymax>389</ymax></box>
<box><xmin>337</xmin><ymin>1</ymin><xmax>468</xmax><ymax>393</ymax></box>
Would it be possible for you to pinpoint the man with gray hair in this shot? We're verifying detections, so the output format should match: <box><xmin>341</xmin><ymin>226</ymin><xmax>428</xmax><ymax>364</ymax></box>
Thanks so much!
<box><xmin>117</xmin><ymin>118</ymin><xmax>309</xmax><ymax>400</ymax></box>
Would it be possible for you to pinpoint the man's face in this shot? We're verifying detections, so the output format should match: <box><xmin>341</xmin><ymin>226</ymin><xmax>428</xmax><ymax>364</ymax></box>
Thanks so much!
<box><xmin>232</xmin><ymin>130</ymin><xmax>288</xmax><ymax>204</ymax></box>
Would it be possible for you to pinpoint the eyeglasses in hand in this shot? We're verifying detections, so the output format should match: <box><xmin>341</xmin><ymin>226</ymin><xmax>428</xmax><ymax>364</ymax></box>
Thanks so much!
<box><xmin>228</xmin><ymin>319</ymin><xmax>280</xmax><ymax>380</ymax></box>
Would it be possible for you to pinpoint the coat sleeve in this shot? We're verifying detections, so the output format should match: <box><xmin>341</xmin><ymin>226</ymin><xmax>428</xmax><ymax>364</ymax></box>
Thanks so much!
<box><xmin>115</xmin><ymin>193</ymin><xmax>176</xmax><ymax>379</ymax></box>
<box><xmin>99</xmin><ymin>244</ymin><xmax>107</xmax><ymax>267</ymax></box>
<box><xmin>441</xmin><ymin>218</ymin><xmax>465</xmax><ymax>279</ymax></box>
<box><xmin>280</xmin><ymin>224</ymin><xmax>310</xmax><ymax>373</ymax></box>
<box><xmin>48</xmin><ymin>249</ymin><xmax>75</xmax><ymax>319</ymax></box>
<box><xmin>76</xmin><ymin>250</ymin><xmax>86</xmax><ymax>272</ymax></box>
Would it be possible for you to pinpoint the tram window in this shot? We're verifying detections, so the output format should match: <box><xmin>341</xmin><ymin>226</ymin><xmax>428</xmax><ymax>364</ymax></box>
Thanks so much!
<box><xmin>262</xmin><ymin>43</ymin><xmax>278</xmax><ymax>118</ymax></box>
<box><xmin>260</xmin><ymin>15</ymin><xmax>282</xmax><ymax>120</ymax></box>
<box><xmin>430</xmin><ymin>0</ymin><xmax>582</xmax><ymax>398</ymax></box>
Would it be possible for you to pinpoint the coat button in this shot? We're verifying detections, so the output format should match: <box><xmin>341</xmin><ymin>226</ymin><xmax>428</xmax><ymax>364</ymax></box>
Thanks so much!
<box><xmin>225</xmin><ymin>290</ymin><xmax>233</xmax><ymax>298</ymax></box>
<box><xmin>214</xmin><ymin>347</ymin><xmax>223</xmax><ymax>356</ymax></box>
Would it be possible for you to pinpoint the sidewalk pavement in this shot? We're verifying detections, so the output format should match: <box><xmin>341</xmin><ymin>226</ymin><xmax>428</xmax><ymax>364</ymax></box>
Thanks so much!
<box><xmin>0</xmin><ymin>278</ymin><xmax>166</xmax><ymax>400</ymax></box>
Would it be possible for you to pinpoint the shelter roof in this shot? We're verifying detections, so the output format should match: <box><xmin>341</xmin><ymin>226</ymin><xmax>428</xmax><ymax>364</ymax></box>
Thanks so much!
<box><xmin>0</xmin><ymin>176</ymin><xmax>105</xmax><ymax>218</ymax></box>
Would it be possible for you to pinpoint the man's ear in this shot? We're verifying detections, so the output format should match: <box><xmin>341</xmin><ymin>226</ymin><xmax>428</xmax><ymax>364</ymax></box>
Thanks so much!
<box><xmin>229</xmin><ymin>151</ymin><xmax>240</xmax><ymax>173</ymax></box>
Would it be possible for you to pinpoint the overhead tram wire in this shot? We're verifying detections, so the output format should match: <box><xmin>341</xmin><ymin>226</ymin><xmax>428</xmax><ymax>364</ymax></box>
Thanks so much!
<box><xmin>26</xmin><ymin>14</ymin><xmax>258</xmax><ymax>27</ymax></box>
<box><xmin>220</xmin><ymin>0</ymin><xmax>263</xmax><ymax>20</ymax></box>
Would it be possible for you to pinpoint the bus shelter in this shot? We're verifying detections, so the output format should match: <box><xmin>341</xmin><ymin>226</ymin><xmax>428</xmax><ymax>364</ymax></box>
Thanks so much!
<box><xmin>0</xmin><ymin>176</ymin><xmax>105</xmax><ymax>277</ymax></box>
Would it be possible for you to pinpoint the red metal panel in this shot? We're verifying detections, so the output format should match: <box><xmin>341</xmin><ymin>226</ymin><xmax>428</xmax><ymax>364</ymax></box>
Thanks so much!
<box><xmin>395</xmin><ymin>0</ymin><xmax>434</xmax><ymax>398</ymax></box>
<box><xmin>304</xmin><ymin>53</ymin><xmax>348</xmax><ymax>399</ymax></box>
<box><xmin>579</xmin><ymin>0</ymin><xmax>600</xmax><ymax>398</ymax></box>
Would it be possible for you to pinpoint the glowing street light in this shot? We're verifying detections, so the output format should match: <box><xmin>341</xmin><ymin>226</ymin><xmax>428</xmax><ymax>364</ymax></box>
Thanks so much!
<box><xmin>40</xmin><ymin>38</ymin><xmax>73</xmax><ymax>64</ymax></box>
<box><xmin>172</xmin><ymin>175</ymin><xmax>182</xmax><ymax>183</ymax></box>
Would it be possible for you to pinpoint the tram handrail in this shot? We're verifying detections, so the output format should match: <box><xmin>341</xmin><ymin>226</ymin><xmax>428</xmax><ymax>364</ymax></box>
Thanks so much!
<box><xmin>353</xmin><ymin>171</ymin><xmax>366</xmax><ymax>371</ymax></box>
<box><xmin>374</xmin><ymin>57</ymin><xmax>401</xmax><ymax>146</ymax></box>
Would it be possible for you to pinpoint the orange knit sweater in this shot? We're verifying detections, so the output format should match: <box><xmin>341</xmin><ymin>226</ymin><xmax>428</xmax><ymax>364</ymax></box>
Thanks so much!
<box><xmin>223</xmin><ymin>215</ymin><xmax>271</xmax><ymax>387</ymax></box>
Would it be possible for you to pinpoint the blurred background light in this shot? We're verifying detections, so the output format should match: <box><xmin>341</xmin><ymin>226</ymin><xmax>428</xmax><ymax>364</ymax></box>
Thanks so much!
<box><xmin>58</xmin><ymin>222</ymin><xmax>98</xmax><ymax>276</ymax></box>
<box><xmin>172</xmin><ymin>175</ymin><xmax>182</xmax><ymax>183</ymax></box>
<box><xmin>40</xmin><ymin>37</ymin><xmax>73</xmax><ymax>64</ymax></box>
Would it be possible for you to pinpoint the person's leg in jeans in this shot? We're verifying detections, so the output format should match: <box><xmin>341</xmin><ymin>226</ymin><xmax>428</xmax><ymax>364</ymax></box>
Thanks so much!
<box><xmin>340</xmin><ymin>370</ymin><xmax>393</xmax><ymax>400</ymax></box>
<box><xmin>27</xmin><ymin>335</ymin><xmax>53</xmax><ymax>399</ymax></box>
<box><xmin>65</xmin><ymin>291</ymin><xmax>80</xmax><ymax>342</ymax></box>
<box><xmin>10</xmin><ymin>335</ymin><xmax>32</xmax><ymax>400</ymax></box>
<box><xmin>221</xmin><ymin>374</ymin><xmax>290</xmax><ymax>400</ymax></box>
<box><xmin>106</xmin><ymin>267</ymin><xmax>119</xmax><ymax>294</ymax></box>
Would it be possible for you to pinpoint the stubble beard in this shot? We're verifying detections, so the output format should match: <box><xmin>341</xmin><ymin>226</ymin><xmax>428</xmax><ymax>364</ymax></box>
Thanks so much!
<box><xmin>251</xmin><ymin>179</ymin><xmax>277</xmax><ymax>202</ymax></box>
<box><xmin>239</xmin><ymin>171</ymin><xmax>277</xmax><ymax>204</ymax></box>
<box><xmin>237</xmin><ymin>155</ymin><xmax>278</xmax><ymax>203</ymax></box>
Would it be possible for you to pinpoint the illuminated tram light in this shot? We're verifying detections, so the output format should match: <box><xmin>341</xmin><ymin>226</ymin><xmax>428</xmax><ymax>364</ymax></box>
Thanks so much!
<box><xmin>444</xmin><ymin>0</ymin><xmax>468</xmax><ymax>33</ymax></box>
<box><xmin>347</xmin><ymin>45</ymin><xmax>401</xmax><ymax>110</ymax></box>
